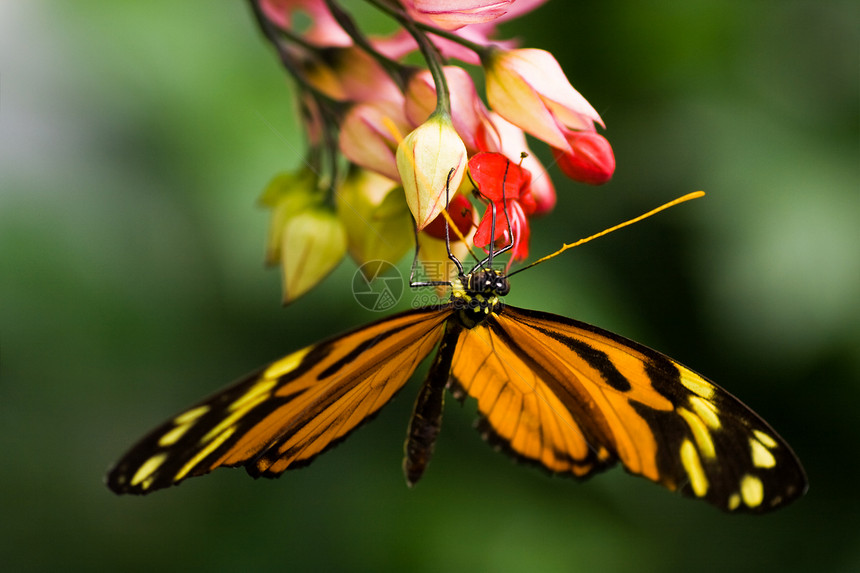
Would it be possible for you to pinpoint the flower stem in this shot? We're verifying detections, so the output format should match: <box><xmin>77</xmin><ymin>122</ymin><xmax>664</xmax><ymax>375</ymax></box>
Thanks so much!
<box><xmin>369</xmin><ymin>1</ymin><xmax>451</xmax><ymax>116</ymax></box>
<box><xmin>364</xmin><ymin>0</ymin><xmax>492</xmax><ymax>60</ymax></box>
<box><xmin>324</xmin><ymin>0</ymin><xmax>409</xmax><ymax>91</ymax></box>
<box><xmin>248</xmin><ymin>0</ymin><xmax>343</xmax><ymax>196</ymax></box>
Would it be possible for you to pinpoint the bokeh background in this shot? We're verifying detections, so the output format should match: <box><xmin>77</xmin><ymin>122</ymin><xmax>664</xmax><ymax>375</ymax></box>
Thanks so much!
<box><xmin>2</xmin><ymin>1</ymin><xmax>858</xmax><ymax>571</ymax></box>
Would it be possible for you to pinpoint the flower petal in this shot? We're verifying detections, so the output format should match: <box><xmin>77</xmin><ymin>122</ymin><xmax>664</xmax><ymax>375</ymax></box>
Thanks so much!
<box><xmin>281</xmin><ymin>206</ymin><xmax>347</xmax><ymax>303</ymax></box>
<box><xmin>335</xmin><ymin>168</ymin><xmax>413</xmax><ymax>266</ymax></box>
<box><xmin>553</xmin><ymin>131</ymin><xmax>616</xmax><ymax>185</ymax></box>
<box><xmin>485</xmin><ymin>48</ymin><xmax>604</xmax><ymax>150</ymax></box>
<box><xmin>340</xmin><ymin>99</ymin><xmax>411</xmax><ymax>181</ymax></box>
<box><xmin>396</xmin><ymin>112</ymin><xmax>468</xmax><ymax>229</ymax></box>
<box><xmin>405</xmin><ymin>67</ymin><xmax>500</xmax><ymax>154</ymax></box>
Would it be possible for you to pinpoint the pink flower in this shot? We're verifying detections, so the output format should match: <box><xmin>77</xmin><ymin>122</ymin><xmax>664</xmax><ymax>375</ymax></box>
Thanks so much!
<box><xmin>553</xmin><ymin>130</ymin><xmax>616</xmax><ymax>185</ymax></box>
<box><xmin>488</xmin><ymin>112</ymin><xmax>556</xmax><ymax>214</ymax></box>
<box><xmin>339</xmin><ymin>98</ymin><xmax>412</xmax><ymax>181</ymax></box>
<box><xmin>304</xmin><ymin>47</ymin><xmax>401</xmax><ymax>104</ymax></box>
<box><xmin>404</xmin><ymin>67</ymin><xmax>500</xmax><ymax>154</ymax></box>
<box><xmin>260</xmin><ymin>0</ymin><xmax>351</xmax><ymax>47</ymax></box>
<box><xmin>373</xmin><ymin>1</ymin><xmax>549</xmax><ymax>65</ymax></box>
<box><xmin>403</xmin><ymin>0</ymin><xmax>514</xmax><ymax>30</ymax></box>
<box><xmin>484</xmin><ymin>47</ymin><xmax>604</xmax><ymax>152</ymax></box>
<box><xmin>371</xmin><ymin>19</ymin><xmax>515</xmax><ymax>66</ymax></box>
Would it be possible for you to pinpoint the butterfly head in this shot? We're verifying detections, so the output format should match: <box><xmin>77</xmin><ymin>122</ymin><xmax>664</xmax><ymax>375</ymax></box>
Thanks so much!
<box><xmin>450</xmin><ymin>268</ymin><xmax>509</xmax><ymax>329</ymax></box>
<box><xmin>464</xmin><ymin>268</ymin><xmax>510</xmax><ymax>297</ymax></box>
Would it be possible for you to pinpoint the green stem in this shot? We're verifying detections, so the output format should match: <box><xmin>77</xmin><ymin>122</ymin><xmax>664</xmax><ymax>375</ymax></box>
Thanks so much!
<box><xmin>323</xmin><ymin>0</ymin><xmax>410</xmax><ymax>91</ymax></box>
<box><xmin>371</xmin><ymin>1</ymin><xmax>451</xmax><ymax>116</ymax></box>
<box><xmin>249</xmin><ymin>0</ymin><xmax>343</xmax><ymax>110</ymax></box>
<box><xmin>364</xmin><ymin>0</ymin><xmax>493</xmax><ymax>61</ymax></box>
<box><xmin>249</xmin><ymin>0</ymin><xmax>344</xmax><ymax>194</ymax></box>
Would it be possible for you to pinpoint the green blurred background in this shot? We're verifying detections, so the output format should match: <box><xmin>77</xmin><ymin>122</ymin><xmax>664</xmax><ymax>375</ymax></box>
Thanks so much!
<box><xmin>2</xmin><ymin>1</ymin><xmax>858</xmax><ymax>571</ymax></box>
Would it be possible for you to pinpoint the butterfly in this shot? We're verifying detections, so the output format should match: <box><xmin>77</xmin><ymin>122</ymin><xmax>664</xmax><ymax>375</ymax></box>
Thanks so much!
<box><xmin>106</xmin><ymin>192</ymin><xmax>807</xmax><ymax>513</ymax></box>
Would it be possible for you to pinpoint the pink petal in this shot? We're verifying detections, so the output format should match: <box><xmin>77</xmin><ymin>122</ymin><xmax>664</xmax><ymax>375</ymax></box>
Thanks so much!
<box><xmin>499</xmin><ymin>49</ymin><xmax>603</xmax><ymax>129</ymax></box>
<box><xmin>408</xmin><ymin>0</ymin><xmax>513</xmax><ymax>30</ymax></box>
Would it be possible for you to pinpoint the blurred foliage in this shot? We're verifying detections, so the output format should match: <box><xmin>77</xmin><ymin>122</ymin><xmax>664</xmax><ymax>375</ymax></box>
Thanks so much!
<box><xmin>1</xmin><ymin>1</ymin><xmax>858</xmax><ymax>572</ymax></box>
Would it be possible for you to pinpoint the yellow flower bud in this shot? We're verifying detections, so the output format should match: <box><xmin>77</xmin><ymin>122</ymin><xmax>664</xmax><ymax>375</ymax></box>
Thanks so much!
<box><xmin>336</xmin><ymin>168</ymin><xmax>413</xmax><ymax>267</ymax></box>
<box><xmin>395</xmin><ymin>111</ymin><xmax>467</xmax><ymax>230</ymax></box>
<box><xmin>280</xmin><ymin>205</ymin><xmax>347</xmax><ymax>303</ymax></box>
<box><xmin>260</xmin><ymin>169</ymin><xmax>318</xmax><ymax>266</ymax></box>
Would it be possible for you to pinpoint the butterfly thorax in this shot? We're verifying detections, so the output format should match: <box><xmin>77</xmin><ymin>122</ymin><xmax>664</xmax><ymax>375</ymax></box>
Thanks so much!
<box><xmin>450</xmin><ymin>269</ymin><xmax>509</xmax><ymax>329</ymax></box>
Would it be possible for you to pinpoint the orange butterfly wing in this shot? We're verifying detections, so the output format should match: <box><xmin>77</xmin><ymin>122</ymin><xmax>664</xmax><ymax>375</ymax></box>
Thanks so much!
<box><xmin>107</xmin><ymin>307</ymin><xmax>451</xmax><ymax>494</ymax></box>
<box><xmin>450</xmin><ymin>305</ymin><xmax>807</xmax><ymax>513</ymax></box>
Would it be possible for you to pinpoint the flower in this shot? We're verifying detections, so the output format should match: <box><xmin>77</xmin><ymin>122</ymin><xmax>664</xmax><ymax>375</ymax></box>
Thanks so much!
<box><xmin>335</xmin><ymin>167</ymin><xmax>413</xmax><ymax>266</ymax></box>
<box><xmin>249</xmin><ymin>0</ymin><xmax>612</xmax><ymax>293</ymax></box>
<box><xmin>403</xmin><ymin>0</ymin><xmax>514</xmax><ymax>30</ymax></box>
<box><xmin>259</xmin><ymin>169</ymin><xmax>319</xmax><ymax>266</ymax></box>
<box><xmin>259</xmin><ymin>169</ymin><xmax>347</xmax><ymax>302</ymax></box>
<box><xmin>280</xmin><ymin>204</ymin><xmax>347</xmax><ymax>303</ymax></box>
<box><xmin>259</xmin><ymin>0</ymin><xmax>352</xmax><ymax>47</ymax></box>
<box><xmin>304</xmin><ymin>47</ymin><xmax>401</xmax><ymax>104</ymax></box>
<box><xmin>404</xmin><ymin>67</ymin><xmax>500</xmax><ymax>154</ymax></box>
<box><xmin>339</xmin><ymin>97</ymin><xmax>412</xmax><ymax>181</ymax></box>
<box><xmin>469</xmin><ymin>152</ymin><xmax>535</xmax><ymax>260</ymax></box>
<box><xmin>483</xmin><ymin>47</ymin><xmax>604</xmax><ymax>152</ymax></box>
<box><xmin>422</xmin><ymin>193</ymin><xmax>476</xmax><ymax>241</ymax></box>
<box><xmin>553</xmin><ymin>130</ymin><xmax>615</xmax><ymax>185</ymax></box>
<box><xmin>396</xmin><ymin>111</ymin><xmax>468</xmax><ymax>230</ymax></box>
<box><xmin>488</xmin><ymin>111</ymin><xmax>556</xmax><ymax>214</ymax></box>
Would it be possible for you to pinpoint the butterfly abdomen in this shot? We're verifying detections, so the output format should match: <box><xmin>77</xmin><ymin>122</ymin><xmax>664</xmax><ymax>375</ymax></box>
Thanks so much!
<box><xmin>403</xmin><ymin>322</ymin><xmax>462</xmax><ymax>486</ymax></box>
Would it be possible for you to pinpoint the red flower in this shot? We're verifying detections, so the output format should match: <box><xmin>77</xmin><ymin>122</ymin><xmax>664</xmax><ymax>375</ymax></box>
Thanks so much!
<box><xmin>468</xmin><ymin>152</ymin><xmax>536</xmax><ymax>261</ymax></box>
<box><xmin>423</xmin><ymin>193</ymin><xmax>476</xmax><ymax>241</ymax></box>
<box><xmin>553</xmin><ymin>130</ymin><xmax>615</xmax><ymax>185</ymax></box>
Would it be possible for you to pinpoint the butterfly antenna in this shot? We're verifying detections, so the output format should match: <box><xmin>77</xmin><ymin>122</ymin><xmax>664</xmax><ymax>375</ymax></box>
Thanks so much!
<box><xmin>508</xmin><ymin>191</ymin><xmax>706</xmax><ymax>278</ymax></box>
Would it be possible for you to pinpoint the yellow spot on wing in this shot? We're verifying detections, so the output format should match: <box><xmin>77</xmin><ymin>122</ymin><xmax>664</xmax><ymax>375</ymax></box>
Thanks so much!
<box><xmin>230</xmin><ymin>379</ymin><xmax>277</xmax><ymax>411</ymax></box>
<box><xmin>174</xmin><ymin>405</ymin><xmax>209</xmax><ymax>425</ymax></box>
<box><xmin>680</xmin><ymin>439</ymin><xmax>709</xmax><ymax>497</ymax></box>
<box><xmin>174</xmin><ymin>426</ymin><xmax>236</xmax><ymax>483</ymax></box>
<box><xmin>677</xmin><ymin>366</ymin><xmax>714</xmax><ymax>399</ymax></box>
<box><xmin>753</xmin><ymin>430</ymin><xmax>777</xmax><ymax>448</ymax></box>
<box><xmin>741</xmin><ymin>474</ymin><xmax>764</xmax><ymax>508</ymax></box>
<box><xmin>678</xmin><ymin>408</ymin><xmax>716</xmax><ymax>459</ymax></box>
<box><xmin>158</xmin><ymin>423</ymin><xmax>192</xmax><ymax>447</ymax></box>
<box><xmin>264</xmin><ymin>347</ymin><xmax>311</xmax><ymax>379</ymax></box>
<box><xmin>201</xmin><ymin>383</ymin><xmax>273</xmax><ymax>444</ymax></box>
<box><xmin>750</xmin><ymin>438</ymin><xmax>777</xmax><ymax>468</ymax></box>
<box><xmin>160</xmin><ymin>405</ymin><xmax>215</xmax><ymax>447</ymax></box>
<box><xmin>728</xmin><ymin>492</ymin><xmax>741</xmax><ymax>511</ymax></box>
<box><xmin>131</xmin><ymin>453</ymin><xmax>167</xmax><ymax>488</ymax></box>
<box><xmin>689</xmin><ymin>396</ymin><xmax>721</xmax><ymax>430</ymax></box>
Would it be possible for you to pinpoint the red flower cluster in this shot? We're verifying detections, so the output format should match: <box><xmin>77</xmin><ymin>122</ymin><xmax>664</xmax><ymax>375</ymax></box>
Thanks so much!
<box><xmin>250</xmin><ymin>0</ymin><xmax>615</xmax><ymax>298</ymax></box>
